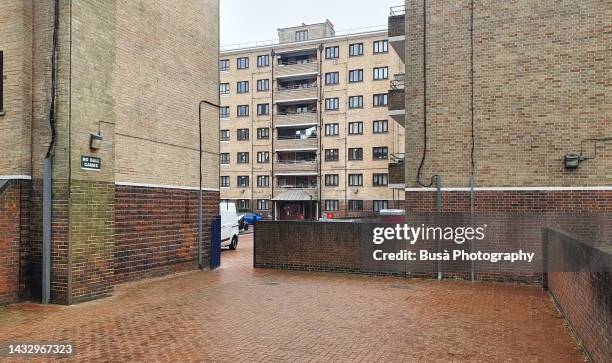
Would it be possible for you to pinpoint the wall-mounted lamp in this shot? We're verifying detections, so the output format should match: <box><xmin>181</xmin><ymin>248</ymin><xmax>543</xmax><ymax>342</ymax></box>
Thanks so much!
<box><xmin>564</xmin><ymin>137</ymin><xmax>612</xmax><ymax>170</ymax></box>
<box><xmin>90</xmin><ymin>133</ymin><xmax>103</xmax><ymax>150</ymax></box>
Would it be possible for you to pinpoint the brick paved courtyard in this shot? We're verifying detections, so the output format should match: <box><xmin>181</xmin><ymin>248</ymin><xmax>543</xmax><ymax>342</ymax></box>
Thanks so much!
<box><xmin>0</xmin><ymin>233</ymin><xmax>584</xmax><ymax>362</ymax></box>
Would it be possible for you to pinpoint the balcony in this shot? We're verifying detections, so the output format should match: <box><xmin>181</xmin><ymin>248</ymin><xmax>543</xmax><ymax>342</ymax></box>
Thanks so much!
<box><xmin>389</xmin><ymin>75</ymin><xmax>405</xmax><ymax>126</ymax></box>
<box><xmin>275</xmin><ymin>60</ymin><xmax>318</xmax><ymax>79</ymax></box>
<box><xmin>274</xmin><ymin>160</ymin><xmax>318</xmax><ymax>174</ymax></box>
<box><xmin>275</xmin><ymin>84</ymin><xmax>318</xmax><ymax>104</ymax></box>
<box><xmin>275</xmin><ymin>111</ymin><xmax>318</xmax><ymax>127</ymax></box>
<box><xmin>274</xmin><ymin>135</ymin><xmax>318</xmax><ymax>151</ymax></box>
<box><xmin>388</xmin><ymin>154</ymin><xmax>405</xmax><ymax>188</ymax></box>
<box><xmin>388</xmin><ymin>5</ymin><xmax>405</xmax><ymax>62</ymax></box>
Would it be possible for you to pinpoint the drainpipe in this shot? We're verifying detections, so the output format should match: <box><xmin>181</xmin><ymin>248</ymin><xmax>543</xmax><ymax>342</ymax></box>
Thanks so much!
<box><xmin>435</xmin><ymin>175</ymin><xmax>442</xmax><ymax>281</ymax></box>
<box><xmin>198</xmin><ymin>100</ymin><xmax>220</xmax><ymax>269</ymax></box>
<box><xmin>42</xmin><ymin>0</ymin><xmax>60</xmax><ymax>304</ymax></box>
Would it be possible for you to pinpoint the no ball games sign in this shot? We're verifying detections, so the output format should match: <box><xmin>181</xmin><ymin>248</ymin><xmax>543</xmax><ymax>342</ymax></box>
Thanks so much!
<box><xmin>81</xmin><ymin>155</ymin><xmax>101</xmax><ymax>171</ymax></box>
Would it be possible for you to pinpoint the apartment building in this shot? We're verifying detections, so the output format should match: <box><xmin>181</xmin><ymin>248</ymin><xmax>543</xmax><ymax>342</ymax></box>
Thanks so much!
<box><xmin>0</xmin><ymin>0</ymin><xmax>219</xmax><ymax>305</ymax></box>
<box><xmin>219</xmin><ymin>20</ymin><xmax>405</xmax><ymax>220</ymax></box>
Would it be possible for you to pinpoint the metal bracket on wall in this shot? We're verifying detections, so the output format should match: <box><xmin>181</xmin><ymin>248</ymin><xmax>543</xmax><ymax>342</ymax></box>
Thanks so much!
<box><xmin>0</xmin><ymin>180</ymin><xmax>8</xmax><ymax>195</ymax></box>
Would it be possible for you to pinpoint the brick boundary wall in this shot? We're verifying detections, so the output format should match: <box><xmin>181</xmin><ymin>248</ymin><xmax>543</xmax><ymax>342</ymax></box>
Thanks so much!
<box><xmin>254</xmin><ymin>221</ymin><xmax>361</xmax><ymax>273</ymax></box>
<box><xmin>0</xmin><ymin>182</ymin><xmax>21</xmax><ymax>305</ymax></box>
<box><xmin>254</xmin><ymin>220</ymin><xmax>544</xmax><ymax>283</ymax></box>
<box><xmin>114</xmin><ymin>185</ymin><xmax>220</xmax><ymax>284</ymax></box>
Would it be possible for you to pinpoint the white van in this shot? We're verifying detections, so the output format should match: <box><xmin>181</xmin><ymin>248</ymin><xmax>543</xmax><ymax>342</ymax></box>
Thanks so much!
<box><xmin>219</xmin><ymin>201</ymin><xmax>240</xmax><ymax>250</ymax></box>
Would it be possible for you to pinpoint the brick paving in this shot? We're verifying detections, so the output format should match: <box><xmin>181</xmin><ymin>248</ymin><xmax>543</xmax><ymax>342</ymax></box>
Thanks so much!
<box><xmin>0</xmin><ymin>233</ymin><xmax>584</xmax><ymax>362</ymax></box>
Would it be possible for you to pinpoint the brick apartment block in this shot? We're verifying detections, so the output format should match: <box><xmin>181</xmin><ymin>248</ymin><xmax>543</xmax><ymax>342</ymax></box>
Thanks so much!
<box><xmin>0</xmin><ymin>0</ymin><xmax>220</xmax><ymax>305</ymax></box>
<box><xmin>219</xmin><ymin>21</ymin><xmax>406</xmax><ymax>220</ymax></box>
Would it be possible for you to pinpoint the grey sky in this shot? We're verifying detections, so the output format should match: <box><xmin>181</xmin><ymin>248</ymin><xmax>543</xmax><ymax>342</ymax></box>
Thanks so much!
<box><xmin>220</xmin><ymin>0</ymin><xmax>401</xmax><ymax>46</ymax></box>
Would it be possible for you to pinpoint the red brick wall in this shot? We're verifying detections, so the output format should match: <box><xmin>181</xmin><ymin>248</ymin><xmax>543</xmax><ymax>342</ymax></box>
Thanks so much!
<box><xmin>548</xmin><ymin>272</ymin><xmax>611</xmax><ymax>363</ymax></box>
<box><xmin>114</xmin><ymin>185</ymin><xmax>219</xmax><ymax>284</ymax></box>
<box><xmin>254</xmin><ymin>221</ymin><xmax>361</xmax><ymax>272</ymax></box>
<box><xmin>0</xmin><ymin>182</ymin><xmax>21</xmax><ymax>304</ymax></box>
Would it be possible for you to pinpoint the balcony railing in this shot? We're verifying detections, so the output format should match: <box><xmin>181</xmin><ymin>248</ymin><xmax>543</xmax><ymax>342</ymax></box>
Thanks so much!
<box><xmin>275</xmin><ymin>84</ymin><xmax>318</xmax><ymax>102</ymax></box>
<box><xmin>275</xmin><ymin>61</ymin><xmax>318</xmax><ymax>78</ymax></box>
<box><xmin>275</xmin><ymin>111</ymin><xmax>318</xmax><ymax>127</ymax></box>
<box><xmin>275</xmin><ymin>136</ymin><xmax>318</xmax><ymax>150</ymax></box>
<box><xmin>388</xmin><ymin>153</ymin><xmax>405</xmax><ymax>185</ymax></box>
<box><xmin>274</xmin><ymin>160</ymin><xmax>318</xmax><ymax>173</ymax></box>
<box><xmin>389</xmin><ymin>6</ymin><xmax>405</xmax><ymax>38</ymax></box>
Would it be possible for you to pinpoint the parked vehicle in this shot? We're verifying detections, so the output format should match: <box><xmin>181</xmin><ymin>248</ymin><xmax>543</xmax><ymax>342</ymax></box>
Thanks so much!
<box><xmin>237</xmin><ymin>211</ymin><xmax>263</xmax><ymax>231</ymax></box>
<box><xmin>220</xmin><ymin>202</ymin><xmax>240</xmax><ymax>250</ymax></box>
<box><xmin>242</xmin><ymin>212</ymin><xmax>263</xmax><ymax>228</ymax></box>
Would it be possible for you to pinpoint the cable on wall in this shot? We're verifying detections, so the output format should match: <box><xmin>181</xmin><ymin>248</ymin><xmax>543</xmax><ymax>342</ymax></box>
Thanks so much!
<box><xmin>416</xmin><ymin>0</ymin><xmax>438</xmax><ymax>187</ymax></box>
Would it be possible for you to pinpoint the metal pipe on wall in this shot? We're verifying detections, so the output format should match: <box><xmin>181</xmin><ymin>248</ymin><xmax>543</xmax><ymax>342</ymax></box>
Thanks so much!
<box><xmin>198</xmin><ymin>100</ymin><xmax>220</xmax><ymax>270</ymax></box>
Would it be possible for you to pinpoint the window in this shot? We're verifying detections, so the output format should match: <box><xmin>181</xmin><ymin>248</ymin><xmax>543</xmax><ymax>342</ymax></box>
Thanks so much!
<box><xmin>325</xmin><ymin>123</ymin><xmax>339</xmax><ymax>136</ymax></box>
<box><xmin>373</xmin><ymin>173</ymin><xmax>389</xmax><ymax>187</ymax></box>
<box><xmin>325</xmin><ymin>46</ymin><xmax>339</xmax><ymax>59</ymax></box>
<box><xmin>295</xmin><ymin>30</ymin><xmax>308</xmax><ymax>41</ymax></box>
<box><xmin>257</xmin><ymin>103</ymin><xmax>269</xmax><ymax>116</ymax></box>
<box><xmin>325</xmin><ymin>72</ymin><xmax>339</xmax><ymax>85</ymax></box>
<box><xmin>220</xmin><ymin>176</ymin><xmax>230</xmax><ymax>187</ymax></box>
<box><xmin>237</xmin><ymin>105</ymin><xmax>249</xmax><ymax>117</ymax></box>
<box><xmin>220</xmin><ymin>129</ymin><xmax>230</xmax><ymax>141</ymax></box>
<box><xmin>237</xmin><ymin>57</ymin><xmax>249</xmax><ymax>69</ymax></box>
<box><xmin>373</xmin><ymin>93</ymin><xmax>388</xmax><ymax>107</ymax></box>
<box><xmin>373</xmin><ymin>40</ymin><xmax>388</xmax><ymax>54</ymax></box>
<box><xmin>257</xmin><ymin>151</ymin><xmax>270</xmax><ymax>163</ymax></box>
<box><xmin>373</xmin><ymin>147</ymin><xmax>388</xmax><ymax>160</ymax></box>
<box><xmin>349</xmin><ymin>43</ymin><xmax>363</xmax><ymax>56</ymax></box>
<box><xmin>219</xmin><ymin>59</ymin><xmax>229</xmax><ymax>71</ymax></box>
<box><xmin>237</xmin><ymin>81</ymin><xmax>249</xmax><ymax>93</ymax></box>
<box><xmin>373</xmin><ymin>66</ymin><xmax>389</xmax><ymax>80</ymax></box>
<box><xmin>348</xmin><ymin>148</ymin><xmax>363</xmax><ymax>160</ymax></box>
<box><xmin>257</xmin><ymin>79</ymin><xmax>269</xmax><ymax>91</ymax></box>
<box><xmin>220</xmin><ymin>106</ymin><xmax>230</xmax><ymax>119</ymax></box>
<box><xmin>257</xmin><ymin>199</ymin><xmax>270</xmax><ymax>210</ymax></box>
<box><xmin>237</xmin><ymin>152</ymin><xmax>249</xmax><ymax>164</ymax></box>
<box><xmin>373</xmin><ymin>120</ymin><xmax>388</xmax><ymax>134</ymax></box>
<box><xmin>219</xmin><ymin>83</ymin><xmax>230</xmax><ymax>95</ymax></box>
<box><xmin>348</xmin><ymin>69</ymin><xmax>363</xmax><ymax>83</ymax></box>
<box><xmin>348</xmin><ymin>122</ymin><xmax>363</xmax><ymax>134</ymax></box>
<box><xmin>325</xmin><ymin>174</ymin><xmax>339</xmax><ymax>186</ymax></box>
<box><xmin>238</xmin><ymin>199</ymin><xmax>250</xmax><ymax>209</ymax></box>
<box><xmin>220</xmin><ymin>153</ymin><xmax>230</xmax><ymax>164</ymax></box>
<box><xmin>373</xmin><ymin>200</ymin><xmax>388</xmax><ymax>212</ymax></box>
<box><xmin>237</xmin><ymin>176</ymin><xmax>250</xmax><ymax>187</ymax></box>
<box><xmin>348</xmin><ymin>200</ymin><xmax>363</xmax><ymax>211</ymax></box>
<box><xmin>348</xmin><ymin>174</ymin><xmax>363</xmax><ymax>186</ymax></box>
<box><xmin>257</xmin><ymin>175</ymin><xmax>270</xmax><ymax>187</ymax></box>
<box><xmin>325</xmin><ymin>98</ymin><xmax>339</xmax><ymax>111</ymax></box>
<box><xmin>325</xmin><ymin>149</ymin><xmax>339</xmax><ymax>161</ymax></box>
<box><xmin>323</xmin><ymin>200</ymin><xmax>339</xmax><ymax>211</ymax></box>
<box><xmin>348</xmin><ymin>96</ymin><xmax>363</xmax><ymax>109</ymax></box>
<box><xmin>257</xmin><ymin>55</ymin><xmax>269</xmax><ymax>67</ymax></box>
<box><xmin>237</xmin><ymin>128</ymin><xmax>249</xmax><ymax>141</ymax></box>
<box><xmin>257</xmin><ymin>127</ymin><xmax>270</xmax><ymax>139</ymax></box>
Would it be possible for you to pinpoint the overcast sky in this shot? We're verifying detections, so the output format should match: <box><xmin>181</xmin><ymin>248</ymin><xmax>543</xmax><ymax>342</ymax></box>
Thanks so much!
<box><xmin>220</xmin><ymin>0</ymin><xmax>400</xmax><ymax>46</ymax></box>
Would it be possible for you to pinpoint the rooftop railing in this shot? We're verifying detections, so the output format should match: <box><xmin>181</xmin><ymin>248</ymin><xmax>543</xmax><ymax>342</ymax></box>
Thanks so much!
<box><xmin>221</xmin><ymin>24</ymin><xmax>387</xmax><ymax>52</ymax></box>
<box><xmin>390</xmin><ymin>5</ymin><xmax>406</xmax><ymax>16</ymax></box>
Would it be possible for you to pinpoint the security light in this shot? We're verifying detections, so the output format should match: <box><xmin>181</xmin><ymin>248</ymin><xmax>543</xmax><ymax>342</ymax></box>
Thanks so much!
<box><xmin>563</xmin><ymin>153</ymin><xmax>581</xmax><ymax>169</ymax></box>
<box><xmin>90</xmin><ymin>133</ymin><xmax>103</xmax><ymax>150</ymax></box>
